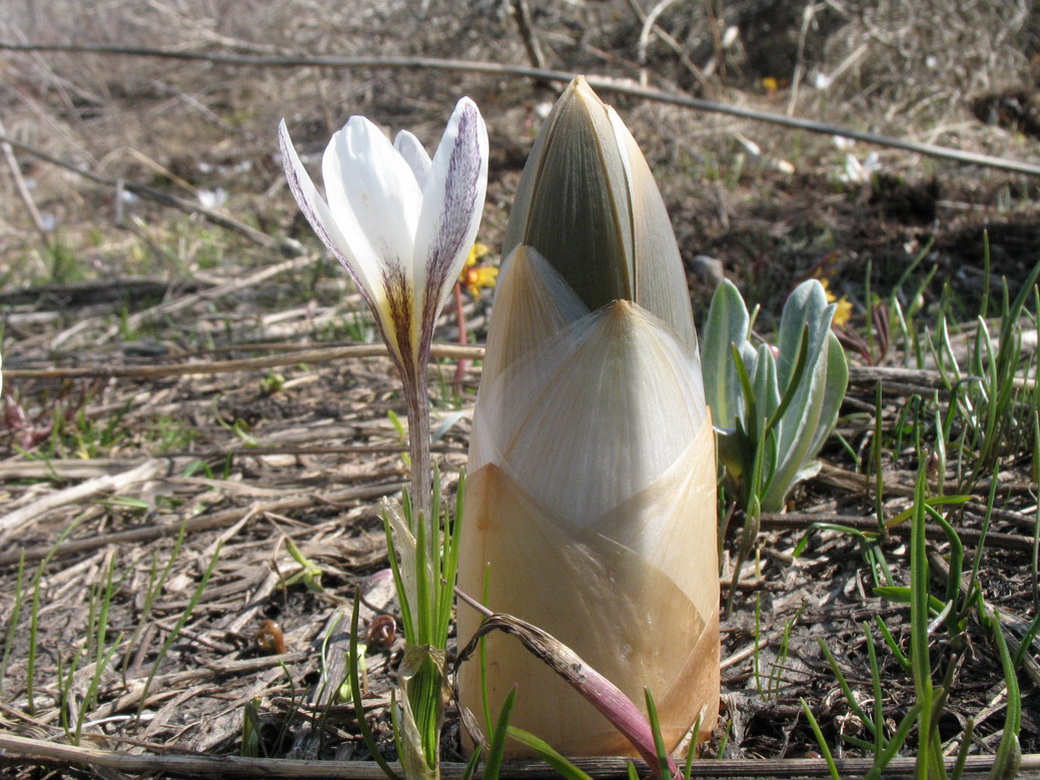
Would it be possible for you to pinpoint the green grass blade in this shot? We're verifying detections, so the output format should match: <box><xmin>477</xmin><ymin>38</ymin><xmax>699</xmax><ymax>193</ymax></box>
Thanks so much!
<box><xmin>865</xmin><ymin>701</ymin><xmax>926</xmax><ymax>780</ymax></box>
<box><xmin>683</xmin><ymin>714</ymin><xmax>702</xmax><ymax>780</ymax></box>
<box><xmin>483</xmin><ymin>687</ymin><xmax>518</xmax><ymax>780</ymax></box>
<box><xmin>507</xmin><ymin>727</ymin><xmax>595</xmax><ymax>780</ymax></box>
<box><xmin>138</xmin><ymin>541</ymin><xmax>222</xmax><ymax>723</ymax></box>
<box><xmin>349</xmin><ymin>591</ymin><xmax>400</xmax><ymax>780</ymax></box>
<box><xmin>818</xmin><ymin>639</ymin><xmax>876</xmax><ymax>738</ymax></box>
<box><xmin>799</xmin><ymin>698</ymin><xmax>840</xmax><ymax>780</ymax></box>
<box><xmin>460</xmin><ymin>745</ymin><xmax>484</xmax><ymax>780</ymax></box>
<box><xmin>0</xmin><ymin>551</ymin><xmax>26</xmax><ymax>693</ymax></box>
<box><xmin>644</xmin><ymin>687</ymin><xmax>673</xmax><ymax>780</ymax></box>
<box><xmin>874</xmin><ymin>615</ymin><xmax>911</xmax><ymax>673</ymax></box>
<box><xmin>950</xmin><ymin>719</ymin><xmax>975</xmax><ymax>780</ymax></box>
<box><xmin>988</xmin><ymin>612</ymin><xmax>1022</xmax><ymax>780</ymax></box>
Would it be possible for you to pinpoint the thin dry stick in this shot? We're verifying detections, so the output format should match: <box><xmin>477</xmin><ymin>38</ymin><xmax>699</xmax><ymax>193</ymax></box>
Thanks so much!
<box><xmin>0</xmin><ymin>481</ymin><xmax>405</xmax><ymax>567</ymax></box>
<box><xmin>0</xmin><ymin>732</ymin><xmax>1036</xmax><ymax>779</ymax></box>
<box><xmin>785</xmin><ymin>1</ymin><xmax>815</xmax><ymax>116</ymax></box>
<box><xmin>638</xmin><ymin>0</ymin><xmax>681</xmax><ymax>70</ymax></box>
<box><xmin>0</xmin><ymin>129</ymin><xmax>299</xmax><ymax>252</ymax></box>
<box><xmin>107</xmin><ymin>253</ymin><xmax>313</xmax><ymax>343</ymax></box>
<box><xmin>8</xmin><ymin>351</ymin><xmax>1033</xmax><ymax>395</ymax></box>
<box><xmin>510</xmin><ymin>0</ymin><xmax>546</xmax><ymax>71</ymax></box>
<box><xmin>2</xmin><ymin>343</ymin><xmax>486</xmax><ymax>380</ymax></box>
<box><xmin>0</xmin><ymin>114</ymin><xmax>50</xmax><ymax>246</ymax></box>
<box><xmin>847</xmin><ymin>364</ymin><xmax>1038</xmax><ymax>393</ymax></box>
<box><xmin>0</xmin><ymin>458</ymin><xmax>166</xmax><ymax>542</ymax></box>
<box><xmin>761</xmin><ymin>511</ymin><xmax>1036</xmax><ymax>553</ymax></box>
<box><xmin>2</xmin><ymin>42</ymin><xmax>1040</xmax><ymax>176</ymax></box>
<box><xmin>632</xmin><ymin>0</ymin><xmax>712</xmax><ymax>92</ymax></box>
<box><xmin>0</xmin><ymin>445</ymin><xmax>460</xmax><ymax>481</ymax></box>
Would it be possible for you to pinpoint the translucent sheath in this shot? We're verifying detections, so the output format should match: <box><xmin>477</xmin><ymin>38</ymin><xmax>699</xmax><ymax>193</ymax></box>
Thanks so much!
<box><xmin>458</xmin><ymin>248</ymin><xmax>719</xmax><ymax>757</ymax></box>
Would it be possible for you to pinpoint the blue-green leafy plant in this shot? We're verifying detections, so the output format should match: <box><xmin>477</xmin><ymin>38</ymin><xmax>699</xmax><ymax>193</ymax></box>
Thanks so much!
<box><xmin>702</xmin><ymin>278</ymin><xmax>848</xmax><ymax>514</ymax></box>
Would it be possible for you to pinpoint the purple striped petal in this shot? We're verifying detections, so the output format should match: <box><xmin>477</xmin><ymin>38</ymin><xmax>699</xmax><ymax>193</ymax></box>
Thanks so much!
<box><xmin>278</xmin><ymin>120</ymin><xmax>379</xmax><ymax>310</ymax></box>
<box><xmin>413</xmin><ymin>98</ymin><xmax>489</xmax><ymax>355</ymax></box>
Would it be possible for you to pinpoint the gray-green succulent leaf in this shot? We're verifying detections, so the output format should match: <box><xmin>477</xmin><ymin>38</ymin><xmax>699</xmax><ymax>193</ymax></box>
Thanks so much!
<box><xmin>703</xmin><ymin>278</ymin><xmax>849</xmax><ymax>512</ymax></box>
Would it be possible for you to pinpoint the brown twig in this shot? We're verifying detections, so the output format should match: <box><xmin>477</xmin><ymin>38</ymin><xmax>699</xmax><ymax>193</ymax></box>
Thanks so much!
<box><xmin>0</xmin><ymin>481</ymin><xmax>404</xmax><ymax>567</ymax></box>
<box><xmin>510</xmin><ymin>0</ymin><xmax>546</xmax><ymax>72</ymax></box>
<box><xmin>761</xmin><ymin>511</ymin><xmax>1037</xmax><ymax>553</ymax></box>
<box><xmin>0</xmin><ymin>459</ymin><xmax>166</xmax><ymax>542</ymax></box>
<box><xmin>0</xmin><ymin>732</ymin><xmax>1036</xmax><ymax>779</ymax></box>
<box><xmin>847</xmin><ymin>364</ymin><xmax>1037</xmax><ymax>393</ymax></box>
<box><xmin>0</xmin><ymin>127</ymin><xmax>299</xmax><ymax>253</ymax></box>
<box><xmin>0</xmin><ymin>114</ymin><xmax>51</xmax><ymax>246</ymax></box>
<box><xmin>2</xmin><ymin>42</ymin><xmax>1040</xmax><ymax>176</ymax></box>
<box><xmin>2</xmin><ymin>343</ymin><xmax>486</xmax><ymax>380</ymax></box>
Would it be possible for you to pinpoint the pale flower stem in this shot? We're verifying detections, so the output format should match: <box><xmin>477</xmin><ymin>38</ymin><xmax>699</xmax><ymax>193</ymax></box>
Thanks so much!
<box><xmin>405</xmin><ymin>370</ymin><xmax>434</xmax><ymax>542</ymax></box>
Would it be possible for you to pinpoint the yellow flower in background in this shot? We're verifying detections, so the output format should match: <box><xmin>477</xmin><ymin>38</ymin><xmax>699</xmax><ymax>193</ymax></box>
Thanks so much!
<box><xmin>460</xmin><ymin>241</ymin><xmax>498</xmax><ymax>297</ymax></box>
<box><xmin>832</xmin><ymin>297</ymin><xmax>853</xmax><ymax>327</ymax></box>
<box><xmin>818</xmin><ymin>277</ymin><xmax>853</xmax><ymax>327</ymax></box>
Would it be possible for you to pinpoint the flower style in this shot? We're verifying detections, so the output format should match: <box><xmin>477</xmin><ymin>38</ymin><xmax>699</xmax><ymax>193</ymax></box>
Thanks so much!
<box><xmin>279</xmin><ymin>99</ymin><xmax>489</xmax><ymax>390</ymax></box>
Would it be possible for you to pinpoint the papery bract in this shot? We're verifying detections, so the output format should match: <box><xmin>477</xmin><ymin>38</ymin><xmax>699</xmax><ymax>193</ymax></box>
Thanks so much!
<box><xmin>459</xmin><ymin>247</ymin><xmax>719</xmax><ymax>756</ymax></box>
<box><xmin>459</xmin><ymin>77</ymin><xmax>719</xmax><ymax>759</ymax></box>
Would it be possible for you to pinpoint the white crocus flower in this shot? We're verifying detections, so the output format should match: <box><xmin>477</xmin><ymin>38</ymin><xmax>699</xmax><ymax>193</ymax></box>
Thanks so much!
<box><xmin>280</xmin><ymin>97</ymin><xmax>488</xmax><ymax>524</ymax></box>
<box><xmin>458</xmin><ymin>79</ymin><xmax>719</xmax><ymax>758</ymax></box>
<box><xmin>279</xmin><ymin>98</ymin><xmax>488</xmax><ymax>389</ymax></box>
<box><xmin>280</xmin><ymin>101</ymin><xmax>488</xmax><ymax>780</ymax></box>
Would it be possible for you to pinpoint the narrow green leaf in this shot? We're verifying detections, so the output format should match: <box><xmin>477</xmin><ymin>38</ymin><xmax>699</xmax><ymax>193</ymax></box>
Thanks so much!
<box><xmin>507</xmin><ymin>727</ymin><xmax>595</xmax><ymax>780</ymax></box>
<box><xmin>350</xmin><ymin>591</ymin><xmax>400</xmax><ymax>780</ymax></box>
<box><xmin>800</xmin><ymin>698</ymin><xmax>840</xmax><ymax>780</ymax></box>
<box><xmin>460</xmin><ymin>745</ymin><xmax>484</xmax><ymax>780</ymax></box>
<box><xmin>864</xmin><ymin>700</ymin><xmax>925</xmax><ymax>780</ymax></box>
<box><xmin>988</xmin><ymin>613</ymin><xmax>1022</xmax><ymax>780</ymax></box>
<box><xmin>819</xmin><ymin>639</ymin><xmax>875</xmax><ymax>737</ymax></box>
<box><xmin>483</xmin><ymin>688</ymin><xmax>518</xmax><ymax>780</ymax></box>
<box><xmin>644</xmin><ymin>688</ymin><xmax>673</xmax><ymax>780</ymax></box>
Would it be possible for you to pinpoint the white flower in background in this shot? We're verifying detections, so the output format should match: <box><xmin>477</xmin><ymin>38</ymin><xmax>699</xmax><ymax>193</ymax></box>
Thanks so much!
<box><xmin>197</xmin><ymin>187</ymin><xmax>228</xmax><ymax>208</ymax></box>
<box><xmin>833</xmin><ymin>136</ymin><xmax>880</xmax><ymax>185</ymax></box>
<box><xmin>279</xmin><ymin>98</ymin><xmax>489</xmax><ymax>387</ymax></box>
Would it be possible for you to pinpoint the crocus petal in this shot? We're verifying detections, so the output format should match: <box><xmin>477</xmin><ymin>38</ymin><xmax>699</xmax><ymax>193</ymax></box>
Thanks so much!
<box><xmin>278</xmin><ymin>119</ymin><xmax>384</xmax><ymax>316</ymax></box>
<box><xmin>412</xmin><ymin>97</ymin><xmax>489</xmax><ymax>355</ymax></box>
<box><xmin>320</xmin><ymin>117</ymin><xmax>427</xmax><ymax>367</ymax></box>
<box><xmin>394</xmin><ymin>130</ymin><xmax>432</xmax><ymax>190</ymax></box>
<box><xmin>323</xmin><ymin>116</ymin><xmax>423</xmax><ymax>278</ymax></box>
